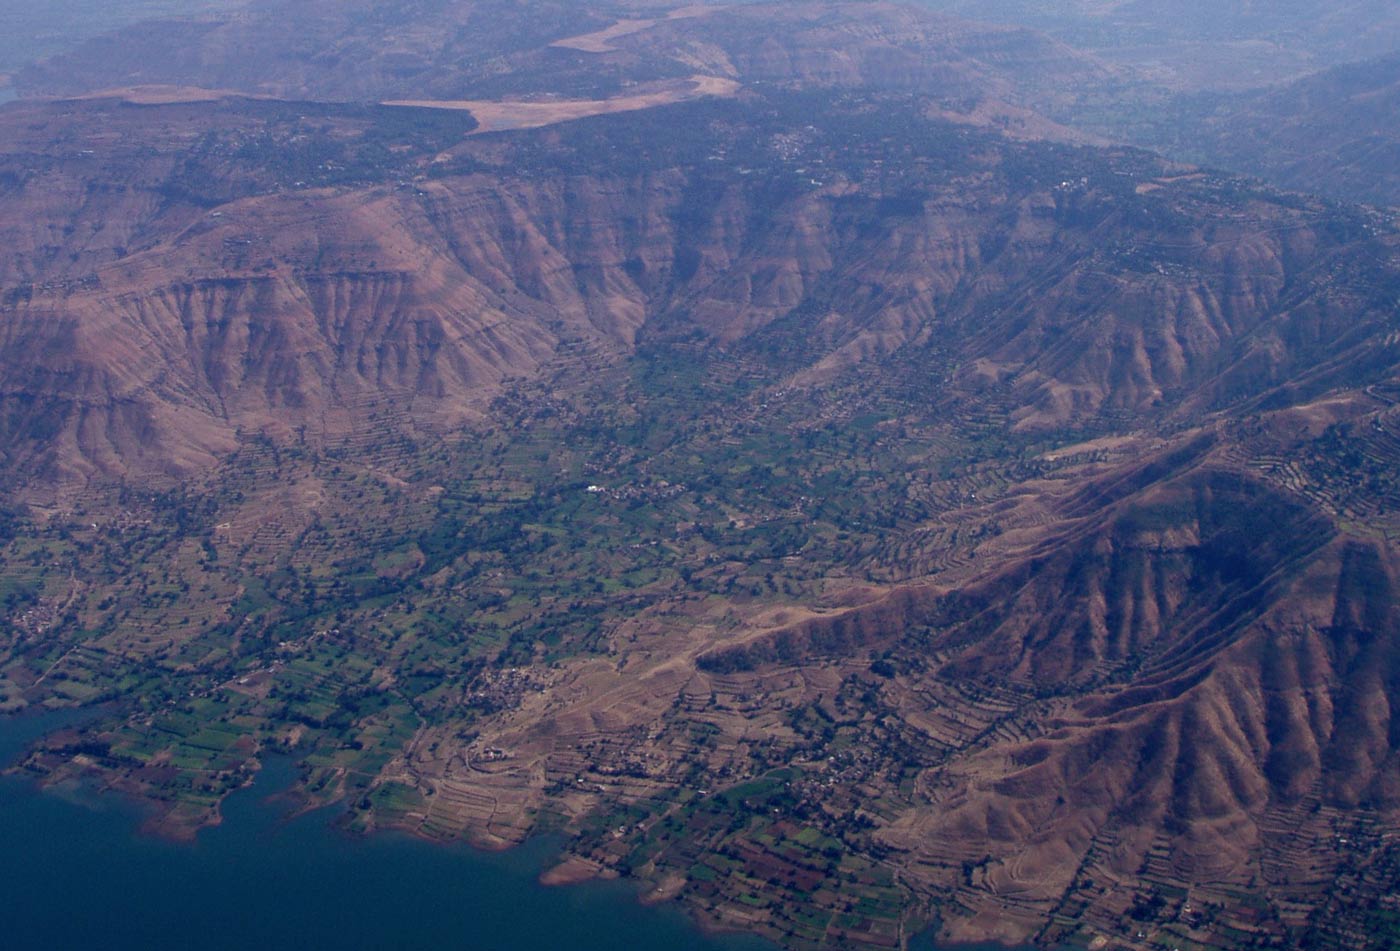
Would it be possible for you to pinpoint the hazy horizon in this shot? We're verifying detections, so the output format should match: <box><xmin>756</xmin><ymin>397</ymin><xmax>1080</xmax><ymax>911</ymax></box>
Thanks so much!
<box><xmin>0</xmin><ymin>0</ymin><xmax>243</xmax><ymax>74</ymax></box>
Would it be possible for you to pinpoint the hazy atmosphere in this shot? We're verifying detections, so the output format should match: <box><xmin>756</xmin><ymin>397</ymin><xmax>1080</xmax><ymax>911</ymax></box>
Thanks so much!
<box><xmin>2</xmin><ymin>1</ymin><xmax>1398</xmax><ymax>949</ymax></box>
<box><xmin>0</xmin><ymin>1</ymin><xmax>244</xmax><ymax>73</ymax></box>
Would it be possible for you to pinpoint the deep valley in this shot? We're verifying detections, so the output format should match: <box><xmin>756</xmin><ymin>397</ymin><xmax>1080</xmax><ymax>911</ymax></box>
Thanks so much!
<box><xmin>2</xmin><ymin>2</ymin><xmax>1399</xmax><ymax>950</ymax></box>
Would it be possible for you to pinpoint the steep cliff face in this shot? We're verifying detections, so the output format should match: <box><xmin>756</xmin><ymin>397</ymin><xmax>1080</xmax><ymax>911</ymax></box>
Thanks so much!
<box><xmin>0</xmin><ymin>187</ymin><xmax>563</xmax><ymax>483</ymax></box>
<box><xmin>3</xmin><ymin>90</ymin><xmax>1397</xmax><ymax>489</ymax></box>
<box><xmin>891</xmin><ymin>525</ymin><xmax>1400</xmax><ymax>925</ymax></box>
<box><xmin>5</xmin><ymin>5</ymin><xmax>1400</xmax><ymax>948</ymax></box>
<box><xmin>678</xmin><ymin>426</ymin><xmax>1400</xmax><ymax>940</ymax></box>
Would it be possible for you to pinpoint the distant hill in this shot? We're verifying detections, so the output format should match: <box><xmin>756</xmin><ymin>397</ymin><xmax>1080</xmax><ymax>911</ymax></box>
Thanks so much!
<box><xmin>0</xmin><ymin>0</ymin><xmax>241</xmax><ymax>72</ymax></box>
<box><xmin>911</xmin><ymin>0</ymin><xmax>1400</xmax><ymax>89</ymax></box>
<box><xmin>15</xmin><ymin>0</ymin><xmax>1114</xmax><ymax>117</ymax></box>
<box><xmin>1135</xmin><ymin>52</ymin><xmax>1400</xmax><ymax>207</ymax></box>
<box><xmin>3</xmin><ymin>4</ymin><xmax>1400</xmax><ymax>951</ymax></box>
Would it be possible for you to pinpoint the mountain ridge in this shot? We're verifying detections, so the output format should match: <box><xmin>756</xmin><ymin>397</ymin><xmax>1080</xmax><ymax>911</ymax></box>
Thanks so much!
<box><xmin>2</xmin><ymin>3</ymin><xmax>1400</xmax><ymax>950</ymax></box>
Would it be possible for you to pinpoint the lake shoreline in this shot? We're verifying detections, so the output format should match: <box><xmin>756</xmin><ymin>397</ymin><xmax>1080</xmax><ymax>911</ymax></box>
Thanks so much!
<box><xmin>3</xmin><ymin>709</ymin><xmax>1042</xmax><ymax>951</ymax></box>
<box><xmin>0</xmin><ymin>708</ymin><xmax>779</xmax><ymax>951</ymax></box>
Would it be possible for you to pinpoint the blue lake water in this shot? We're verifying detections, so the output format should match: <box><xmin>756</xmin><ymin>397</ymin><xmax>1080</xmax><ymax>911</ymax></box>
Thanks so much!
<box><xmin>0</xmin><ymin>711</ymin><xmax>1039</xmax><ymax>951</ymax></box>
<box><xmin>0</xmin><ymin>710</ymin><xmax>776</xmax><ymax>951</ymax></box>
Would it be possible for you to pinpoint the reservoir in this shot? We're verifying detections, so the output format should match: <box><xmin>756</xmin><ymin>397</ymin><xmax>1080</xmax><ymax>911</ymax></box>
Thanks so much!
<box><xmin>0</xmin><ymin>712</ymin><xmax>1039</xmax><ymax>951</ymax></box>
<box><xmin>0</xmin><ymin>710</ymin><xmax>774</xmax><ymax>951</ymax></box>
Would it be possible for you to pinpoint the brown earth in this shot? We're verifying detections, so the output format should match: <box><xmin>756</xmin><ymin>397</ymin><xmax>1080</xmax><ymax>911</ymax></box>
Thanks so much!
<box><xmin>383</xmin><ymin>74</ymin><xmax>741</xmax><ymax>133</ymax></box>
<box><xmin>4</xmin><ymin>4</ymin><xmax>1400</xmax><ymax>950</ymax></box>
<box><xmin>549</xmin><ymin>5</ymin><xmax>717</xmax><ymax>54</ymax></box>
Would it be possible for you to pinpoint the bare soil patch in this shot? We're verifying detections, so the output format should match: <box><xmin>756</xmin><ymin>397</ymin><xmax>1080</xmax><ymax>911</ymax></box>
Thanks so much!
<box><xmin>72</xmin><ymin>85</ymin><xmax>271</xmax><ymax>105</ymax></box>
<box><xmin>549</xmin><ymin>5</ymin><xmax>717</xmax><ymax>54</ymax></box>
<box><xmin>384</xmin><ymin>75</ymin><xmax>739</xmax><ymax>133</ymax></box>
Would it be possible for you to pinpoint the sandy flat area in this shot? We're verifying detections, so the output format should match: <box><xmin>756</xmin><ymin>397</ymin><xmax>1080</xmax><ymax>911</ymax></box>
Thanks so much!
<box><xmin>549</xmin><ymin>5</ymin><xmax>716</xmax><ymax>53</ymax></box>
<box><xmin>384</xmin><ymin>74</ymin><xmax>740</xmax><ymax>133</ymax></box>
<box><xmin>72</xmin><ymin>85</ymin><xmax>274</xmax><ymax>105</ymax></box>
